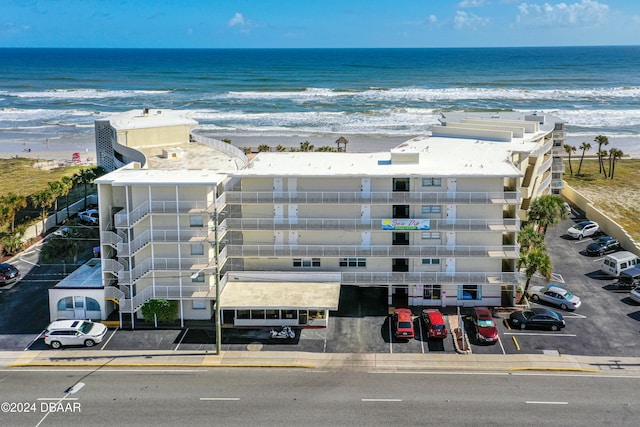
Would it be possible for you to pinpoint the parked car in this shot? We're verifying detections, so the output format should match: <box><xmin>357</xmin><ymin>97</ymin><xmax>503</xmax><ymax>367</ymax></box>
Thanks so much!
<box><xmin>421</xmin><ymin>309</ymin><xmax>448</xmax><ymax>339</ymax></box>
<box><xmin>630</xmin><ymin>286</ymin><xmax>640</xmax><ymax>304</ymax></box>
<box><xmin>392</xmin><ymin>308</ymin><xmax>415</xmax><ymax>339</ymax></box>
<box><xmin>44</xmin><ymin>320</ymin><xmax>108</xmax><ymax>349</ymax></box>
<box><xmin>586</xmin><ymin>236</ymin><xmax>621</xmax><ymax>256</ymax></box>
<box><xmin>0</xmin><ymin>263</ymin><xmax>20</xmax><ymax>287</ymax></box>
<box><xmin>509</xmin><ymin>307</ymin><xmax>565</xmax><ymax>331</ymax></box>
<box><xmin>471</xmin><ymin>307</ymin><xmax>498</xmax><ymax>344</ymax></box>
<box><xmin>618</xmin><ymin>267</ymin><xmax>640</xmax><ymax>290</ymax></box>
<box><xmin>78</xmin><ymin>209</ymin><xmax>99</xmax><ymax>225</ymax></box>
<box><xmin>567</xmin><ymin>220</ymin><xmax>599</xmax><ymax>240</ymax></box>
<box><xmin>564</xmin><ymin>202</ymin><xmax>572</xmax><ymax>216</ymax></box>
<box><xmin>528</xmin><ymin>284</ymin><xmax>581</xmax><ymax>311</ymax></box>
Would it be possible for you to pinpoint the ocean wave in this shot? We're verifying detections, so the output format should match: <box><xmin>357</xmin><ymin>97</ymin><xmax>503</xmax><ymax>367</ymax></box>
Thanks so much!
<box><xmin>218</xmin><ymin>86</ymin><xmax>640</xmax><ymax>103</ymax></box>
<box><xmin>8</xmin><ymin>89</ymin><xmax>171</xmax><ymax>99</ymax></box>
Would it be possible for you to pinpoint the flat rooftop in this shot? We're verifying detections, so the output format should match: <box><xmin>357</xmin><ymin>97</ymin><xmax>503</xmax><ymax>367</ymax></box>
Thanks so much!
<box><xmin>53</xmin><ymin>258</ymin><xmax>103</xmax><ymax>289</ymax></box>
<box><xmin>107</xmin><ymin>109</ymin><xmax>198</xmax><ymax>130</ymax></box>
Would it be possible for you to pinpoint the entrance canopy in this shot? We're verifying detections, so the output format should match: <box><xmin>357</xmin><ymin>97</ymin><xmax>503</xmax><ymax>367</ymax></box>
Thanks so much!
<box><xmin>219</xmin><ymin>281</ymin><xmax>341</xmax><ymax>310</ymax></box>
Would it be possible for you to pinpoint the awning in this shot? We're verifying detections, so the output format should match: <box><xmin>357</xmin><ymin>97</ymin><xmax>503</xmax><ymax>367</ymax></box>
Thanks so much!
<box><xmin>218</xmin><ymin>281</ymin><xmax>341</xmax><ymax>310</ymax></box>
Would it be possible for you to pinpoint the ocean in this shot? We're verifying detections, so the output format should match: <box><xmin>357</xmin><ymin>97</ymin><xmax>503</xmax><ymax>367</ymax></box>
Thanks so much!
<box><xmin>1</xmin><ymin>46</ymin><xmax>640</xmax><ymax>154</ymax></box>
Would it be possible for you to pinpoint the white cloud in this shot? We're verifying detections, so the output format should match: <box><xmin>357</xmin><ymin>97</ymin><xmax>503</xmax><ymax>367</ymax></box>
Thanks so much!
<box><xmin>516</xmin><ymin>0</ymin><xmax>609</xmax><ymax>27</ymax></box>
<box><xmin>454</xmin><ymin>11</ymin><xmax>490</xmax><ymax>30</ymax></box>
<box><xmin>228</xmin><ymin>12</ymin><xmax>246</xmax><ymax>27</ymax></box>
<box><xmin>457</xmin><ymin>0</ymin><xmax>488</xmax><ymax>8</ymax></box>
<box><xmin>428</xmin><ymin>14</ymin><xmax>438</xmax><ymax>24</ymax></box>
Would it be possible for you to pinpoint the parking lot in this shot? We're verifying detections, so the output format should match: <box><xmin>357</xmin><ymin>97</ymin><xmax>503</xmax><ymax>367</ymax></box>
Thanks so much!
<box><xmin>2</xmin><ymin>206</ymin><xmax>640</xmax><ymax>357</ymax></box>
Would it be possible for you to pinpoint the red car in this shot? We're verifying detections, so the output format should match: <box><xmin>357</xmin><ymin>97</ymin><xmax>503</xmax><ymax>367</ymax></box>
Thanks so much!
<box><xmin>471</xmin><ymin>307</ymin><xmax>499</xmax><ymax>344</ymax></box>
<box><xmin>393</xmin><ymin>308</ymin><xmax>415</xmax><ymax>339</ymax></box>
<box><xmin>421</xmin><ymin>309</ymin><xmax>448</xmax><ymax>339</ymax></box>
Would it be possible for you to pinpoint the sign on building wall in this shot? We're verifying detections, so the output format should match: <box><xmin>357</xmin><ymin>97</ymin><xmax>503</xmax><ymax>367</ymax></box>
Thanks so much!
<box><xmin>382</xmin><ymin>219</ymin><xmax>431</xmax><ymax>230</ymax></box>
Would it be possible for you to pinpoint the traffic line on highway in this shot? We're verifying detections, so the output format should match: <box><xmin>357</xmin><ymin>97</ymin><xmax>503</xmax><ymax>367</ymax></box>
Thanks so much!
<box><xmin>199</xmin><ymin>398</ymin><xmax>241</xmax><ymax>401</ymax></box>
<box><xmin>525</xmin><ymin>401</ymin><xmax>568</xmax><ymax>405</ymax></box>
<box><xmin>504</xmin><ymin>332</ymin><xmax>577</xmax><ymax>337</ymax></box>
<box><xmin>362</xmin><ymin>398</ymin><xmax>402</xmax><ymax>402</ymax></box>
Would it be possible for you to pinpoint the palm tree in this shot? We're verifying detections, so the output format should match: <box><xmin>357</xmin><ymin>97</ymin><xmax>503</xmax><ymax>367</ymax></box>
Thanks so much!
<box><xmin>527</xmin><ymin>195</ymin><xmax>567</xmax><ymax>234</ymax></box>
<box><xmin>299</xmin><ymin>140</ymin><xmax>314</xmax><ymax>152</ymax></box>
<box><xmin>257</xmin><ymin>144</ymin><xmax>271</xmax><ymax>152</ymax></box>
<box><xmin>594</xmin><ymin>135</ymin><xmax>609</xmax><ymax>174</ymax></box>
<box><xmin>563</xmin><ymin>144</ymin><xmax>576</xmax><ymax>176</ymax></box>
<box><xmin>517</xmin><ymin>224</ymin><xmax>546</xmax><ymax>256</ymax></box>
<box><xmin>598</xmin><ymin>150</ymin><xmax>608</xmax><ymax>178</ymax></box>
<box><xmin>276</xmin><ymin>144</ymin><xmax>287</xmax><ymax>152</ymax></box>
<box><xmin>48</xmin><ymin>181</ymin><xmax>65</xmax><ymax>225</ymax></box>
<box><xmin>60</xmin><ymin>176</ymin><xmax>74</xmax><ymax>219</ymax></box>
<box><xmin>31</xmin><ymin>188</ymin><xmax>56</xmax><ymax>235</ymax></box>
<box><xmin>609</xmin><ymin>148</ymin><xmax>624</xmax><ymax>179</ymax></box>
<box><xmin>576</xmin><ymin>141</ymin><xmax>591</xmax><ymax>176</ymax></box>
<box><xmin>0</xmin><ymin>192</ymin><xmax>27</xmax><ymax>232</ymax></box>
<box><xmin>74</xmin><ymin>168</ymin><xmax>97</xmax><ymax>209</ymax></box>
<box><xmin>517</xmin><ymin>247</ymin><xmax>552</xmax><ymax>304</ymax></box>
<box><xmin>0</xmin><ymin>226</ymin><xmax>26</xmax><ymax>256</ymax></box>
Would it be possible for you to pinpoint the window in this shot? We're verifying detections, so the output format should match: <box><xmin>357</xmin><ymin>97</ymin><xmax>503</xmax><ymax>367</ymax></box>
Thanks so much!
<box><xmin>421</xmin><ymin>205</ymin><xmax>441</xmax><ymax>214</ymax></box>
<box><xmin>294</xmin><ymin>258</ymin><xmax>321</xmax><ymax>268</ymax></box>
<box><xmin>422</xmin><ymin>258</ymin><xmax>441</xmax><ymax>265</ymax></box>
<box><xmin>282</xmin><ymin>310</ymin><xmax>297</xmax><ymax>319</ymax></box>
<box><xmin>423</xmin><ymin>285</ymin><xmax>441</xmax><ymax>299</ymax></box>
<box><xmin>86</xmin><ymin>297</ymin><xmax>100</xmax><ymax>311</ymax></box>
<box><xmin>192</xmin><ymin>300</ymin><xmax>206</xmax><ymax>310</ymax></box>
<box><xmin>422</xmin><ymin>178</ymin><xmax>442</xmax><ymax>187</ymax></box>
<box><xmin>237</xmin><ymin>310</ymin><xmax>250</xmax><ymax>319</ymax></box>
<box><xmin>190</xmin><ymin>215</ymin><xmax>204</xmax><ymax>227</ymax></box>
<box><xmin>340</xmin><ymin>258</ymin><xmax>367</xmax><ymax>267</ymax></box>
<box><xmin>57</xmin><ymin>297</ymin><xmax>74</xmax><ymax>311</ymax></box>
<box><xmin>251</xmin><ymin>310</ymin><xmax>265</xmax><ymax>319</ymax></box>
<box><xmin>191</xmin><ymin>273</ymin><xmax>205</xmax><ymax>283</ymax></box>
<box><xmin>421</xmin><ymin>232</ymin><xmax>441</xmax><ymax>240</ymax></box>
<box><xmin>392</xmin><ymin>178</ymin><xmax>410</xmax><ymax>192</ymax></box>
<box><xmin>308</xmin><ymin>310</ymin><xmax>326</xmax><ymax>319</ymax></box>
<box><xmin>191</xmin><ymin>244</ymin><xmax>204</xmax><ymax>255</ymax></box>
<box><xmin>459</xmin><ymin>285</ymin><xmax>481</xmax><ymax>300</ymax></box>
<box><xmin>266</xmin><ymin>309</ymin><xmax>279</xmax><ymax>319</ymax></box>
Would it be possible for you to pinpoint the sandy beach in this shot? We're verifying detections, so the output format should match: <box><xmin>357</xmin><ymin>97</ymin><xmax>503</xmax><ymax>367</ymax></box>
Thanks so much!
<box><xmin>0</xmin><ymin>135</ymin><xmax>97</xmax><ymax>164</ymax></box>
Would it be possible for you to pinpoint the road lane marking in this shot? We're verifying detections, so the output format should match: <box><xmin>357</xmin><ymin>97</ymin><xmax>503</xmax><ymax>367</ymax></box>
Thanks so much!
<box><xmin>100</xmin><ymin>328</ymin><xmax>118</xmax><ymax>350</ymax></box>
<box><xmin>362</xmin><ymin>398</ymin><xmax>402</xmax><ymax>402</ymax></box>
<box><xmin>526</xmin><ymin>401</ymin><xmax>568</xmax><ymax>405</ymax></box>
<box><xmin>199</xmin><ymin>398</ymin><xmax>240</xmax><ymax>401</ymax></box>
<box><xmin>503</xmin><ymin>332</ymin><xmax>577</xmax><ymax>337</ymax></box>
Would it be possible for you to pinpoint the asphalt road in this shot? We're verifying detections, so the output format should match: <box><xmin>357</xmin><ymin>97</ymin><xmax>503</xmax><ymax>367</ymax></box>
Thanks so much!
<box><xmin>1</xmin><ymin>368</ymin><xmax>639</xmax><ymax>426</ymax></box>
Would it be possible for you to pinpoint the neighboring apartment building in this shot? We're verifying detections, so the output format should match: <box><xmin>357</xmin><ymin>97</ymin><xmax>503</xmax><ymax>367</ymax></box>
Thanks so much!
<box><xmin>89</xmin><ymin>109</ymin><xmax>564</xmax><ymax>328</ymax></box>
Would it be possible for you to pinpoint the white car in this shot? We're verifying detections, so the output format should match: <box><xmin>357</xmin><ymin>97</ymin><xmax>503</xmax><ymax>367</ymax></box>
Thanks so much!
<box><xmin>528</xmin><ymin>284</ymin><xmax>582</xmax><ymax>311</ymax></box>
<box><xmin>564</xmin><ymin>202</ymin><xmax>572</xmax><ymax>216</ymax></box>
<box><xmin>44</xmin><ymin>320</ymin><xmax>108</xmax><ymax>349</ymax></box>
<box><xmin>78</xmin><ymin>209</ymin><xmax>99</xmax><ymax>225</ymax></box>
<box><xmin>630</xmin><ymin>286</ymin><xmax>640</xmax><ymax>304</ymax></box>
<box><xmin>567</xmin><ymin>220</ymin><xmax>599</xmax><ymax>240</ymax></box>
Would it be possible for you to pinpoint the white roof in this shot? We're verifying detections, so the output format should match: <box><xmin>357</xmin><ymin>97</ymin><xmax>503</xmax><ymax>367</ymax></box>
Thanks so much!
<box><xmin>53</xmin><ymin>258</ymin><xmax>103</xmax><ymax>289</ymax></box>
<box><xmin>237</xmin><ymin>136</ymin><xmax>522</xmax><ymax>178</ymax></box>
<box><xmin>96</xmin><ymin>167</ymin><xmax>226</xmax><ymax>186</ymax></box>
<box><xmin>106</xmin><ymin>109</ymin><xmax>197</xmax><ymax>130</ymax></box>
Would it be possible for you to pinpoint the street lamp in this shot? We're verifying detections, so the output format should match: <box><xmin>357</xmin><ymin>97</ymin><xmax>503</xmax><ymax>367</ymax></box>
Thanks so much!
<box><xmin>190</xmin><ymin>206</ymin><xmax>222</xmax><ymax>355</ymax></box>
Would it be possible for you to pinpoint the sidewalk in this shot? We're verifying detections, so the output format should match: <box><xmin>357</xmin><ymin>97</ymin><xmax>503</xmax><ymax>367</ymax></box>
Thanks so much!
<box><xmin>4</xmin><ymin>350</ymin><xmax>640</xmax><ymax>376</ymax></box>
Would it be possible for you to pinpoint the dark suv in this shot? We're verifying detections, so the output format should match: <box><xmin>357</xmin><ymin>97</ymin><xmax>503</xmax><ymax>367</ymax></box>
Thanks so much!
<box><xmin>0</xmin><ymin>263</ymin><xmax>20</xmax><ymax>286</ymax></box>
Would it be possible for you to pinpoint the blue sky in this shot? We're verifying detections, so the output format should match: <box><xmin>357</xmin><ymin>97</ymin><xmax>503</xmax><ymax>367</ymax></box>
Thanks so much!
<box><xmin>1</xmin><ymin>0</ymin><xmax>639</xmax><ymax>48</ymax></box>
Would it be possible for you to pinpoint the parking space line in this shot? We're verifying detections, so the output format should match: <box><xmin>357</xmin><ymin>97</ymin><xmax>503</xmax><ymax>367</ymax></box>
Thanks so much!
<box><xmin>497</xmin><ymin>336</ymin><xmax>506</xmax><ymax>355</ymax></box>
<box><xmin>388</xmin><ymin>320</ymin><xmax>393</xmax><ymax>354</ymax></box>
<box><xmin>564</xmin><ymin>313</ymin><xmax>587</xmax><ymax>319</ymax></box>
<box><xmin>199</xmin><ymin>397</ymin><xmax>240</xmax><ymax>401</ymax></box>
<box><xmin>503</xmin><ymin>332</ymin><xmax>577</xmax><ymax>337</ymax></box>
<box><xmin>100</xmin><ymin>328</ymin><xmax>118</xmax><ymax>350</ymax></box>
<box><xmin>362</xmin><ymin>398</ymin><xmax>402</xmax><ymax>402</ymax></box>
<box><xmin>24</xmin><ymin>330</ymin><xmax>46</xmax><ymax>351</ymax></box>
<box><xmin>174</xmin><ymin>328</ymin><xmax>189</xmax><ymax>351</ymax></box>
<box><xmin>417</xmin><ymin>317</ymin><xmax>425</xmax><ymax>354</ymax></box>
<box><xmin>526</xmin><ymin>401</ymin><xmax>568</xmax><ymax>405</ymax></box>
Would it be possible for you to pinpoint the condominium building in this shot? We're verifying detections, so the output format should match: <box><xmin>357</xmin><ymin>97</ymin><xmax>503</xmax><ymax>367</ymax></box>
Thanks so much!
<box><xmin>86</xmin><ymin>109</ymin><xmax>565</xmax><ymax>328</ymax></box>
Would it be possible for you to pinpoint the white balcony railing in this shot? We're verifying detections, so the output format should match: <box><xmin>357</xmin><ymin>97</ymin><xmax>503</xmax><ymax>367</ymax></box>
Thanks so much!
<box><xmin>225</xmin><ymin>218</ymin><xmax>520</xmax><ymax>232</ymax></box>
<box><xmin>226</xmin><ymin>244</ymin><xmax>519</xmax><ymax>258</ymax></box>
<box><xmin>117</xmin><ymin>228</ymin><xmax>211</xmax><ymax>256</ymax></box>
<box><xmin>116</xmin><ymin>284</ymin><xmax>217</xmax><ymax>313</ymax></box>
<box><xmin>118</xmin><ymin>257</ymin><xmax>213</xmax><ymax>285</ymax></box>
<box><xmin>341</xmin><ymin>271</ymin><xmax>519</xmax><ymax>285</ymax></box>
<box><xmin>224</xmin><ymin>191</ymin><xmax>521</xmax><ymax>205</ymax></box>
<box><xmin>114</xmin><ymin>200</ymin><xmax>216</xmax><ymax>228</ymax></box>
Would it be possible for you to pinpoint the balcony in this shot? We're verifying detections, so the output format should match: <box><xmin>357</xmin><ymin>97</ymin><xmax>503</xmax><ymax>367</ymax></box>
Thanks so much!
<box><xmin>225</xmin><ymin>218</ymin><xmax>520</xmax><ymax>232</ymax></box>
<box><xmin>226</xmin><ymin>244</ymin><xmax>519</xmax><ymax>259</ymax></box>
<box><xmin>114</xmin><ymin>200</ymin><xmax>216</xmax><ymax>228</ymax></box>
<box><xmin>114</xmin><ymin>284</ymin><xmax>217</xmax><ymax>313</ymax></box>
<box><xmin>341</xmin><ymin>271</ymin><xmax>519</xmax><ymax>285</ymax></box>
<box><xmin>117</xmin><ymin>228</ymin><xmax>212</xmax><ymax>257</ymax></box>
<box><xmin>117</xmin><ymin>256</ymin><xmax>213</xmax><ymax>285</ymax></box>
<box><xmin>224</xmin><ymin>191</ymin><xmax>521</xmax><ymax>205</ymax></box>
